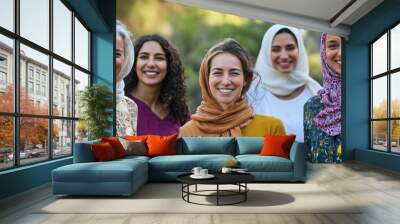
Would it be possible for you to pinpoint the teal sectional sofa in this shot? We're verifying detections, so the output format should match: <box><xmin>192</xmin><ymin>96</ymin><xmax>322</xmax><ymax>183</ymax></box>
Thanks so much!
<box><xmin>52</xmin><ymin>137</ymin><xmax>306</xmax><ymax>195</ymax></box>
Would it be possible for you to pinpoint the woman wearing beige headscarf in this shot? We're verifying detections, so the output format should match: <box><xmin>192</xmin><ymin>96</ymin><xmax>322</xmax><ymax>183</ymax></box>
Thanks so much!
<box><xmin>179</xmin><ymin>39</ymin><xmax>285</xmax><ymax>137</ymax></box>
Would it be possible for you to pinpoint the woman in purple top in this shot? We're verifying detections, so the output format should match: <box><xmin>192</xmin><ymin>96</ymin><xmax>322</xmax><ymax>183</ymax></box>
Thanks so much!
<box><xmin>124</xmin><ymin>35</ymin><xmax>190</xmax><ymax>135</ymax></box>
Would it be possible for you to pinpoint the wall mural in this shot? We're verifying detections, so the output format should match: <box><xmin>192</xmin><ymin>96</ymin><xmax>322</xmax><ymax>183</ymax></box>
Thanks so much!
<box><xmin>114</xmin><ymin>0</ymin><xmax>342</xmax><ymax>163</ymax></box>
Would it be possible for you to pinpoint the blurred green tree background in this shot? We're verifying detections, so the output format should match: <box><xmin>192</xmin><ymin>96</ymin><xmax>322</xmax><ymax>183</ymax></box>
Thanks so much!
<box><xmin>117</xmin><ymin>0</ymin><xmax>323</xmax><ymax>113</ymax></box>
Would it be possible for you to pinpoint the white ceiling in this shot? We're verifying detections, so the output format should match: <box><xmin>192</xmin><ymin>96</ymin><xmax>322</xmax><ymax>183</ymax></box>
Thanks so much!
<box><xmin>167</xmin><ymin>0</ymin><xmax>384</xmax><ymax>38</ymax></box>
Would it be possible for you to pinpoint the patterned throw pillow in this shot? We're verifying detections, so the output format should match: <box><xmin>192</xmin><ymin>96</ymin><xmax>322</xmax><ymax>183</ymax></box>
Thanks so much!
<box><xmin>119</xmin><ymin>138</ymin><xmax>147</xmax><ymax>156</ymax></box>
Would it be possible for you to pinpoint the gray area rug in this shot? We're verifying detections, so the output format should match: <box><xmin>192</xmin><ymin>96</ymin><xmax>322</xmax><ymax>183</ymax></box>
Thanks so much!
<box><xmin>38</xmin><ymin>183</ymin><xmax>362</xmax><ymax>214</ymax></box>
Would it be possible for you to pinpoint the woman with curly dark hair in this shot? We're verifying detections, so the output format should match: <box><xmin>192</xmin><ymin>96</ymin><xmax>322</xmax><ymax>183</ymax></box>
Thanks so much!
<box><xmin>124</xmin><ymin>34</ymin><xmax>190</xmax><ymax>135</ymax></box>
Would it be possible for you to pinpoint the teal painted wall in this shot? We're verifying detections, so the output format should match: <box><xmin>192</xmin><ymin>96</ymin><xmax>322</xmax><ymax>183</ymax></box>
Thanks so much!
<box><xmin>0</xmin><ymin>158</ymin><xmax>72</xmax><ymax>199</ymax></box>
<box><xmin>92</xmin><ymin>32</ymin><xmax>115</xmax><ymax>136</ymax></box>
<box><xmin>355</xmin><ymin>149</ymin><xmax>400</xmax><ymax>172</ymax></box>
<box><xmin>0</xmin><ymin>0</ymin><xmax>115</xmax><ymax>200</ymax></box>
<box><xmin>346</xmin><ymin>0</ymin><xmax>400</xmax><ymax>171</ymax></box>
<box><xmin>92</xmin><ymin>33</ymin><xmax>114</xmax><ymax>88</ymax></box>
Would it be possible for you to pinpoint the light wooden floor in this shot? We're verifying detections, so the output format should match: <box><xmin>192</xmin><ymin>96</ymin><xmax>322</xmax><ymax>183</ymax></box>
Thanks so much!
<box><xmin>1</xmin><ymin>162</ymin><xmax>400</xmax><ymax>224</ymax></box>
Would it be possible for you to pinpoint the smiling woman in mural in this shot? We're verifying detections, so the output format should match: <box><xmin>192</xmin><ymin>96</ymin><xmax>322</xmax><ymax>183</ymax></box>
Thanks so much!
<box><xmin>179</xmin><ymin>38</ymin><xmax>285</xmax><ymax>137</ymax></box>
<box><xmin>248</xmin><ymin>24</ymin><xmax>322</xmax><ymax>143</ymax></box>
<box><xmin>304</xmin><ymin>33</ymin><xmax>342</xmax><ymax>163</ymax></box>
<box><xmin>115</xmin><ymin>20</ymin><xmax>138</xmax><ymax>137</ymax></box>
<box><xmin>124</xmin><ymin>35</ymin><xmax>190</xmax><ymax>135</ymax></box>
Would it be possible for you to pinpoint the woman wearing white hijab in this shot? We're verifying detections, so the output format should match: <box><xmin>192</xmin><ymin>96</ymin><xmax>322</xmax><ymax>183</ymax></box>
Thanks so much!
<box><xmin>116</xmin><ymin>20</ymin><xmax>138</xmax><ymax>136</ymax></box>
<box><xmin>248</xmin><ymin>24</ymin><xmax>321</xmax><ymax>142</ymax></box>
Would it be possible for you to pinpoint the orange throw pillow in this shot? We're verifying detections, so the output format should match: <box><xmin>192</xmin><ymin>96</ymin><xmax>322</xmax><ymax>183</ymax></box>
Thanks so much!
<box><xmin>101</xmin><ymin>137</ymin><xmax>126</xmax><ymax>158</ymax></box>
<box><xmin>260</xmin><ymin>135</ymin><xmax>296</xmax><ymax>159</ymax></box>
<box><xmin>91</xmin><ymin>142</ymin><xmax>117</xmax><ymax>161</ymax></box>
<box><xmin>124</xmin><ymin>135</ymin><xmax>148</xmax><ymax>142</ymax></box>
<box><xmin>146</xmin><ymin>134</ymin><xmax>177</xmax><ymax>157</ymax></box>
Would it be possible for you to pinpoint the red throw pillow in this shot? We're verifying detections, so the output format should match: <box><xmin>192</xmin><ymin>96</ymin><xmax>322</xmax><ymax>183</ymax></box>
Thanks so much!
<box><xmin>91</xmin><ymin>142</ymin><xmax>117</xmax><ymax>161</ymax></box>
<box><xmin>101</xmin><ymin>137</ymin><xmax>126</xmax><ymax>158</ymax></box>
<box><xmin>260</xmin><ymin>135</ymin><xmax>296</xmax><ymax>159</ymax></box>
<box><xmin>146</xmin><ymin>134</ymin><xmax>177</xmax><ymax>157</ymax></box>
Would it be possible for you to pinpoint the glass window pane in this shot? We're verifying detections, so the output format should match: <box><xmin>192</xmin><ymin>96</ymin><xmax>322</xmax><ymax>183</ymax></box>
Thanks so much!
<box><xmin>74</xmin><ymin>69</ymin><xmax>89</xmax><ymax>118</ymax></box>
<box><xmin>391</xmin><ymin>24</ymin><xmax>400</xmax><ymax>70</ymax></box>
<box><xmin>53</xmin><ymin>0</ymin><xmax>72</xmax><ymax>60</ymax></box>
<box><xmin>0</xmin><ymin>35</ymin><xmax>14</xmax><ymax>112</ymax></box>
<box><xmin>372</xmin><ymin>121</ymin><xmax>388</xmax><ymax>151</ymax></box>
<box><xmin>20</xmin><ymin>0</ymin><xmax>49</xmax><ymax>49</ymax></box>
<box><xmin>75</xmin><ymin>120</ymin><xmax>88</xmax><ymax>143</ymax></box>
<box><xmin>372</xmin><ymin>77</ymin><xmax>387</xmax><ymax>119</ymax></box>
<box><xmin>74</xmin><ymin>18</ymin><xmax>89</xmax><ymax>70</ymax></box>
<box><xmin>372</xmin><ymin>33</ymin><xmax>387</xmax><ymax>76</ymax></box>
<box><xmin>20</xmin><ymin>44</ymin><xmax>49</xmax><ymax>115</ymax></box>
<box><xmin>53</xmin><ymin>119</ymin><xmax>72</xmax><ymax>158</ymax></box>
<box><xmin>20</xmin><ymin>117</ymin><xmax>49</xmax><ymax>165</ymax></box>
<box><xmin>53</xmin><ymin>59</ymin><xmax>72</xmax><ymax>117</ymax></box>
<box><xmin>391</xmin><ymin>72</ymin><xmax>400</xmax><ymax>118</ymax></box>
<box><xmin>0</xmin><ymin>116</ymin><xmax>14</xmax><ymax>170</ymax></box>
<box><xmin>391</xmin><ymin>120</ymin><xmax>400</xmax><ymax>153</ymax></box>
<box><xmin>0</xmin><ymin>0</ymin><xmax>14</xmax><ymax>31</ymax></box>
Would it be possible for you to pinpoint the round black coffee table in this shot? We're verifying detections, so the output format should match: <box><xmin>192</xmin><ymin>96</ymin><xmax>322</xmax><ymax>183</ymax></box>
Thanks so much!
<box><xmin>177</xmin><ymin>173</ymin><xmax>255</xmax><ymax>206</ymax></box>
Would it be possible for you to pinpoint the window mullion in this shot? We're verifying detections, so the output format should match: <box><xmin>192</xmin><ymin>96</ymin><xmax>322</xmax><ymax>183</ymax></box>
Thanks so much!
<box><xmin>13</xmin><ymin>0</ymin><xmax>20</xmax><ymax>167</ymax></box>
<box><xmin>71</xmin><ymin>11</ymin><xmax>76</xmax><ymax>155</ymax></box>
<box><xmin>370</xmin><ymin>45</ymin><xmax>373</xmax><ymax>149</ymax></box>
<box><xmin>49</xmin><ymin>0</ymin><xmax>53</xmax><ymax>160</ymax></box>
<box><xmin>387</xmin><ymin>30</ymin><xmax>391</xmax><ymax>152</ymax></box>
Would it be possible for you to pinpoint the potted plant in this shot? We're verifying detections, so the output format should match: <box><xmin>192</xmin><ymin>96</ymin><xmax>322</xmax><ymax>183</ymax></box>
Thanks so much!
<box><xmin>79</xmin><ymin>84</ymin><xmax>113</xmax><ymax>140</ymax></box>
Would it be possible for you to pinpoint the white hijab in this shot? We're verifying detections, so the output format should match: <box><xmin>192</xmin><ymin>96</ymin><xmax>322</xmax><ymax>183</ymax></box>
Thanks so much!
<box><xmin>116</xmin><ymin>20</ymin><xmax>135</xmax><ymax>103</ymax></box>
<box><xmin>254</xmin><ymin>24</ymin><xmax>321</xmax><ymax>96</ymax></box>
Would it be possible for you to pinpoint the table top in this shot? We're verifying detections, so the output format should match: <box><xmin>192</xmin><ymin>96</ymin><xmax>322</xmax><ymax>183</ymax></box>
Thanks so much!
<box><xmin>177</xmin><ymin>172</ymin><xmax>255</xmax><ymax>185</ymax></box>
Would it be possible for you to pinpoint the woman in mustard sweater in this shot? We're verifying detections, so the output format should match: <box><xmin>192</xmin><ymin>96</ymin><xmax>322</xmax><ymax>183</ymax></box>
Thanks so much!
<box><xmin>179</xmin><ymin>39</ymin><xmax>285</xmax><ymax>137</ymax></box>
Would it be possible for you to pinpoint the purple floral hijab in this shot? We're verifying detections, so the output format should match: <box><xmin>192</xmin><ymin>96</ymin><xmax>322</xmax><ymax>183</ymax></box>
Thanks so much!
<box><xmin>313</xmin><ymin>33</ymin><xmax>341</xmax><ymax>136</ymax></box>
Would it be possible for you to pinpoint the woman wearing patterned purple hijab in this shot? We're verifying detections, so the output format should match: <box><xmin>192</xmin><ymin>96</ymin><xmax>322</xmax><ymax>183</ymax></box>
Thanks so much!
<box><xmin>304</xmin><ymin>33</ymin><xmax>342</xmax><ymax>163</ymax></box>
<box><xmin>314</xmin><ymin>33</ymin><xmax>342</xmax><ymax>136</ymax></box>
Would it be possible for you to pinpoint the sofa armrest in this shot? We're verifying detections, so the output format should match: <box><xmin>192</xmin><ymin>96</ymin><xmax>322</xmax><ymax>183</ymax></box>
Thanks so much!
<box><xmin>73</xmin><ymin>140</ymin><xmax>100</xmax><ymax>163</ymax></box>
<box><xmin>289</xmin><ymin>142</ymin><xmax>306</xmax><ymax>182</ymax></box>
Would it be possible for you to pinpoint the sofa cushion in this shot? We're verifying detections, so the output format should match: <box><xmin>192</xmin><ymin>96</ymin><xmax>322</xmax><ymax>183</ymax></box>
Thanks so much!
<box><xmin>236</xmin><ymin>137</ymin><xmax>264</xmax><ymax>155</ymax></box>
<box><xmin>52</xmin><ymin>158</ymin><xmax>147</xmax><ymax>183</ymax></box>
<box><xmin>148</xmin><ymin>154</ymin><xmax>235</xmax><ymax>172</ymax></box>
<box><xmin>117</xmin><ymin>155</ymin><xmax>150</xmax><ymax>162</ymax></box>
<box><xmin>177</xmin><ymin>137</ymin><xmax>235</xmax><ymax>155</ymax></box>
<box><xmin>236</xmin><ymin>155</ymin><xmax>293</xmax><ymax>172</ymax></box>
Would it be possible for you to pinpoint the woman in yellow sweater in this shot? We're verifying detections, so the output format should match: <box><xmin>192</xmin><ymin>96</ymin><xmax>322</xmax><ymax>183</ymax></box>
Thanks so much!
<box><xmin>179</xmin><ymin>39</ymin><xmax>285</xmax><ymax>137</ymax></box>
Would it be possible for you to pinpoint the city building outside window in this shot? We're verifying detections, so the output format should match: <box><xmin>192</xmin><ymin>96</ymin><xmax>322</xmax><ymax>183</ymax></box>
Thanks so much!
<box><xmin>28</xmin><ymin>81</ymin><xmax>34</xmax><ymax>94</ymax></box>
<box><xmin>0</xmin><ymin>54</ymin><xmax>7</xmax><ymax>89</ymax></box>
<box><xmin>42</xmin><ymin>85</ymin><xmax>46</xmax><ymax>97</ymax></box>
<box><xmin>28</xmin><ymin>66</ymin><xmax>34</xmax><ymax>80</ymax></box>
<box><xmin>35</xmin><ymin>83</ymin><xmax>40</xmax><ymax>95</ymax></box>
<box><xmin>0</xmin><ymin>54</ymin><xmax>7</xmax><ymax>67</ymax></box>
<box><xmin>0</xmin><ymin>71</ymin><xmax>7</xmax><ymax>87</ymax></box>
